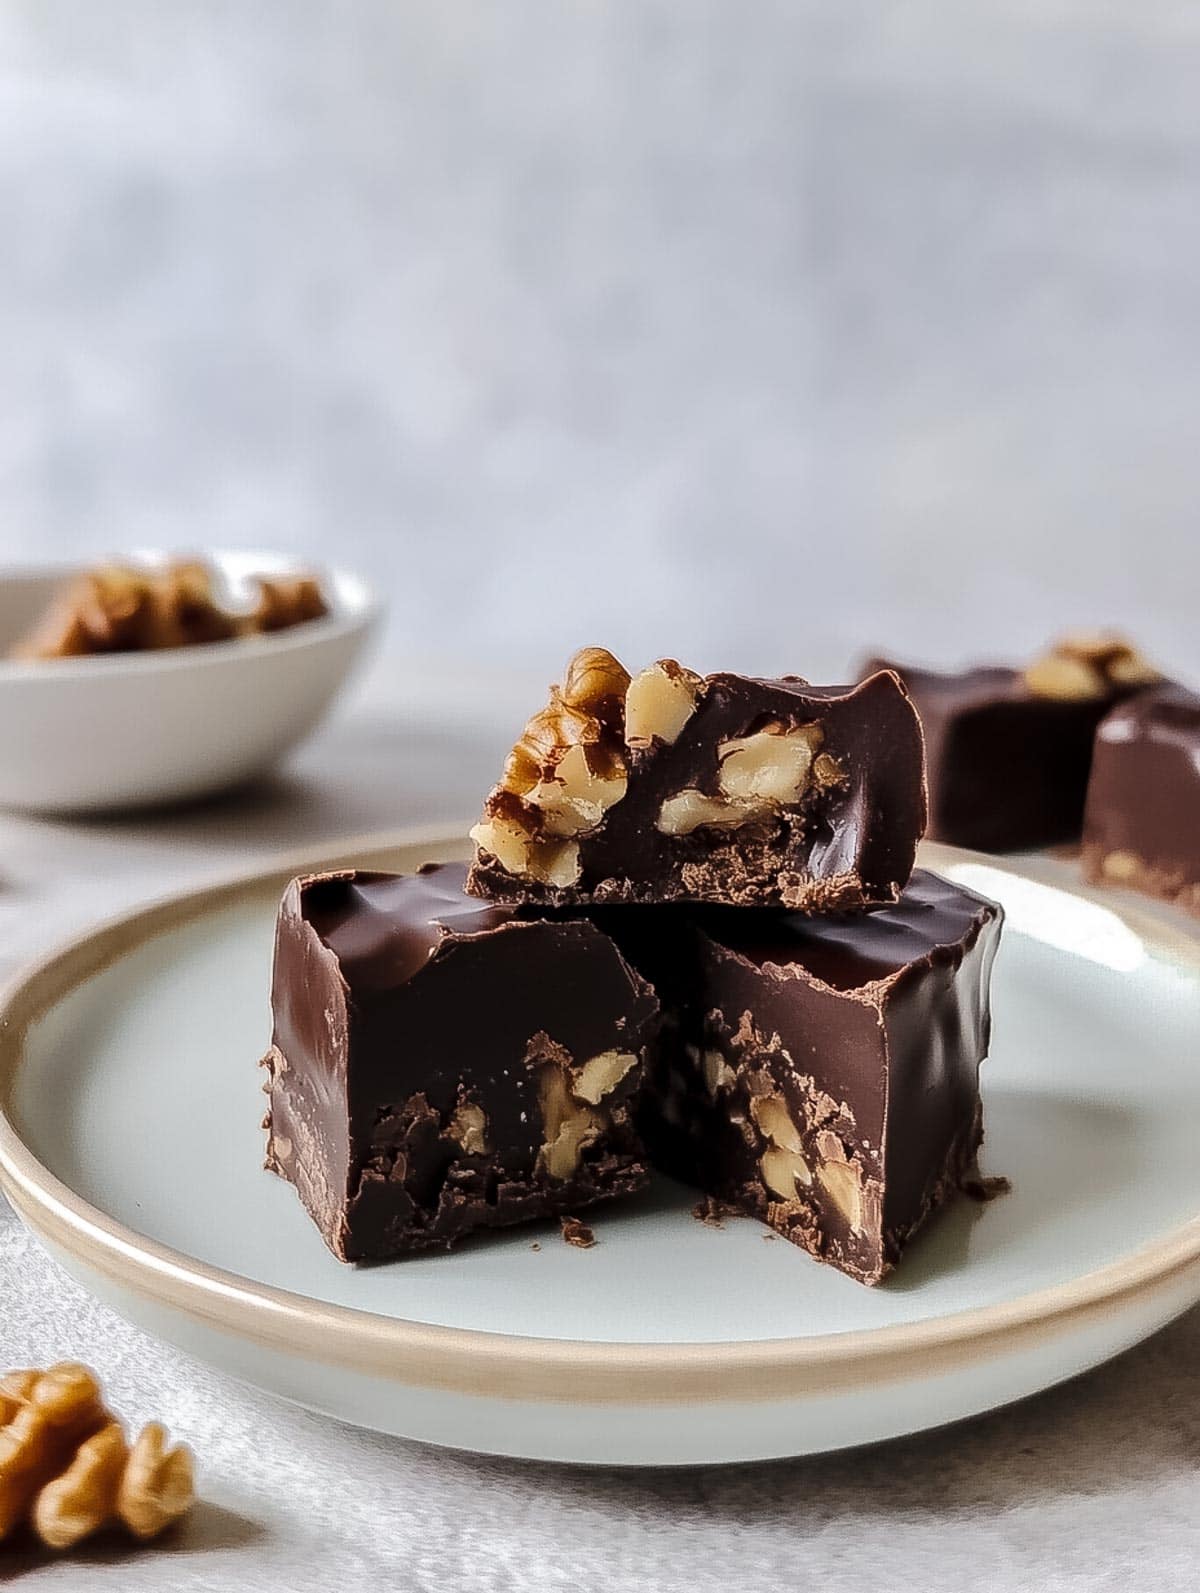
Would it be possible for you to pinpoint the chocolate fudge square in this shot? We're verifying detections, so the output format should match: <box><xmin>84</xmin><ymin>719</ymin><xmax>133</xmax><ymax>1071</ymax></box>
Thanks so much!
<box><xmin>1082</xmin><ymin>684</ymin><xmax>1200</xmax><ymax>916</ymax></box>
<box><xmin>469</xmin><ymin>647</ymin><xmax>926</xmax><ymax>911</ymax></box>
<box><xmin>611</xmin><ymin>870</ymin><xmax>1003</xmax><ymax>1285</ymax></box>
<box><xmin>262</xmin><ymin>863</ymin><xmax>659</xmax><ymax>1260</ymax></box>
<box><xmin>866</xmin><ymin>634</ymin><xmax>1162</xmax><ymax>852</ymax></box>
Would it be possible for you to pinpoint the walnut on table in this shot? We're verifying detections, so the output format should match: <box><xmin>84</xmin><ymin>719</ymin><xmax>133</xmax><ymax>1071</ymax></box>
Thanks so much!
<box><xmin>0</xmin><ymin>1363</ymin><xmax>195</xmax><ymax>1553</ymax></box>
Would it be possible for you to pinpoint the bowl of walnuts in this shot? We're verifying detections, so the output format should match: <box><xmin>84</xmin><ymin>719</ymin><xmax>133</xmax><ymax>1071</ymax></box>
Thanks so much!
<box><xmin>0</xmin><ymin>550</ymin><xmax>380</xmax><ymax>812</ymax></box>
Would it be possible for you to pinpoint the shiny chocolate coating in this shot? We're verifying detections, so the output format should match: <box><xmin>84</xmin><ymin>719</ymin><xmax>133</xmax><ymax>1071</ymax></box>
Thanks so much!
<box><xmin>1082</xmin><ymin>684</ymin><xmax>1200</xmax><ymax>915</ymax></box>
<box><xmin>262</xmin><ymin>862</ymin><xmax>660</xmax><ymax>1261</ymax></box>
<box><xmin>606</xmin><ymin>870</ymin><xmax>1003</xmax><ymax>1285</ymax></box>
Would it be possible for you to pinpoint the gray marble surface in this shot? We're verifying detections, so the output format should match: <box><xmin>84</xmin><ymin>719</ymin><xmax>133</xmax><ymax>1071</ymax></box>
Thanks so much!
<box><xmin>2</xmin><ymin>1</ymin><xmax>1200</xmax><ymax>681</ymax></box>
<box><xmin>2</xmin><ymin>672</ymin><xmax>1200</xmax><ymax>1590</ymax></box>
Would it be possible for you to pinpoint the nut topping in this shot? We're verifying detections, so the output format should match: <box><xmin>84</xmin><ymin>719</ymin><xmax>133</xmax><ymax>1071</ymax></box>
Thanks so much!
<box><xmin>624</xmin><ymin>660</ymin><xmax>704</xmax><ymax>749</ymax></box>
<box><xmin>1023</xmin><ymin>633</ymin><xmax>1162</xmax><ymax>701</ymax></box>
<box><xmin>472</xmin><ymin>647</ymin><xmax>634</xmax><ymax>885</ymax></box>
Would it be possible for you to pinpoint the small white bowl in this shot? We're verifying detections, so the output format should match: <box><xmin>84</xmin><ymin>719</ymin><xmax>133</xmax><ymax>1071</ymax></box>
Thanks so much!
<box><xmin>0</xmin><ymin>551</ymin><xmax>382</xmax><ymax>813</ymax></box>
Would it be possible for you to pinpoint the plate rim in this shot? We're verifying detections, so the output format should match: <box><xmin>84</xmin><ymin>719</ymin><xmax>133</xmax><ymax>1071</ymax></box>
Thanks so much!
<box><xmin>2</xmin><ymin>823</ymin><xmax>1199</xmax><ymax>1408</ymax></box>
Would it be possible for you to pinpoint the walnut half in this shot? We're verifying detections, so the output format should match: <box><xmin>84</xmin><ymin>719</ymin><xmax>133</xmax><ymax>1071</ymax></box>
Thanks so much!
<box><xmin>1023</xmin><ymin>633</ymin><xmax>1161</xmax><ymax>701</ymax></box>
<box><xmin>0</xmin><ymin>1364</ymin><xmax>195</xmax><ymax>1554</ymax></box>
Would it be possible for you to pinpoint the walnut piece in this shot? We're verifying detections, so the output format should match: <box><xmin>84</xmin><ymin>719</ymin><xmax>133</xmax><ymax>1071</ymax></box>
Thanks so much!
<box><xmin>701</xmin><ymin>1047</ymin><xmax>735</xmax><ymax>1096</ymax></box>
<box><xmin>752</xmin><ymin>1093</ymin><xmax>813</xmax><ymax>1200</ymax></box>
<box><xmin>12</xmin><ymin>560</ymin><xmax>328</xmax><ymax>660</ymax></box>
<box><xmin>472</xmin><ymin>646</ymin><xmax>638</xmax><ymax>886</ymax></box>
<box><xmin>559</xmin><ymin>1215</ymin><xmax>597</xmax><ymax>1249</ymax></box>
<box><xmin>449</xmin><ymin>1101</ymin><xmax>490</xmax><ymax>1156</ymax></box>
<box><xmin>572</xmin><ymin>1049</ymin><xmax>638</xmax><ymax>1106</ymax></box>
<box><xmin>816</xmin><ymin>1155</ymin><xmax>865</xmax><ymax>1231</ymax></box>
<box><xmin>1099</xmin><ymin>849</ymin><xmax>1141</xmax><ymax>882</ymax></box>
<box><xmin>534</xmin><ymin>1042</ymin><xmax>639</xmax><ymax>1178</ymax></box>
<box><xmin>0</xmin><ymin>1364</ymin><xmax>194</xmax><ymax>1553</ymax></box>
<box><xmin>658</xmin><ymin>722</ymin><xmax>834</xmax><ymax>836</ymax></box>
<box><xmin>1023</xmin><ymin>633</ymin><xmax>1161</xmax><ymax>701</ymax></box>
<box><xmin>535</xmin><ymin>1065</ymin><xmax>603</xmax><ymax>1181</ymax></box>
<box><xmin>251</xmin><ymin>576</ymin><xmax>328</xmax><ymax>634</ymax></box>
<box><xmin>624</xmin><ymin>660</ymin><xmax>704</xmax><ymax>749</ymax></box>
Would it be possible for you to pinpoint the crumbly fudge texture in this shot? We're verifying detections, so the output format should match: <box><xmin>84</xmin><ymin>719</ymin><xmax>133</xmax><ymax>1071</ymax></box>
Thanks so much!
<box><xmin>1082</xmin><ymin>683</ymin><xmax>1200</xmax><ymax>917</ymax></box>
<box><xmin>468</xmin><ymin>647</ymin><xmax>926</xmax><ymax>910</ymax></box>
<box><xmin>262</xmin><ymin>863</ymin><xmax>660</xmax><ymax>1261</ymax></box>
<box><xmin>605</xmin><ymin>870</ymin><xmax>1003</xmax><ymax>1285</ymax></box>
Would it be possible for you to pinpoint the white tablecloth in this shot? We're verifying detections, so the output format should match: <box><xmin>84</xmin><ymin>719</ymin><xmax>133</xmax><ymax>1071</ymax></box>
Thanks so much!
<box><xmin>3</xmin><ymin>683</ymin><xmax>1199</xmax><ymax>1591</ymax></box>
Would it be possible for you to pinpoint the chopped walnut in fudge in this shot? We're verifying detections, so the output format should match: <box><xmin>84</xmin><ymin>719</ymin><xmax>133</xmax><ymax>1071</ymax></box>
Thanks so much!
<box><xmin>468</xmin><ymin>646</ymin><xmax>926</xmax><ymax>910</ymax></box>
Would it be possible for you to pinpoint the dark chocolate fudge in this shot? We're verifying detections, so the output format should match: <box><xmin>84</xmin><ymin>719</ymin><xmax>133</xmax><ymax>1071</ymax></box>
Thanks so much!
<box><xmin>469</xmin><ymin>647</ymin><xmax>926</xmax><ymax>910</ymax></box>
<box><xmin>866</xmin><ymin>634</ymin><xmax>1162</xmax><ymax>852</ymax></box>
<box><xmin>1082</xmin><ymin>684</ymin><xmax>1200</xmax><ymax>916</ymax></box>
<box><xmin>261</xmin><ymin>863</ymin><xmax>660</xmax><ymax>1260</ymax></box>
<box><xmin>610</xmin><ymin>870</ymin><xmax>1003</xmax><ymax>1285</ymax></box>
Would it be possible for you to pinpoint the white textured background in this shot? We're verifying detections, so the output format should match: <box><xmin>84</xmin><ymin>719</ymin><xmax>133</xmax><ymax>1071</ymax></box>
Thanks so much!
<box><xmin>2</xmin><ymin>0</ymin><xmax>1200</xmax><ymax>680</ymax></box>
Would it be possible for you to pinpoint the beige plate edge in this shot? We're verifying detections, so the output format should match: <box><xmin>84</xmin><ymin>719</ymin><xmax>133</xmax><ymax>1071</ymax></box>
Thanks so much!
<box><xmin>2</xmin><ymin>823</ymin><xmax>1199</xmax><ymax>1408</ymax></box>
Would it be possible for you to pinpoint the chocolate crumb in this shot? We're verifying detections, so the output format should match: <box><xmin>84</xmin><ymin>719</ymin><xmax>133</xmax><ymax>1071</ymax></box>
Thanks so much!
<box><xmin>692</xmin><ymin>1195</ymin><xmax>740</xmax><ymax>1230</ymax></box>
<box><xmin>560</xmin><ymin>1216</ymin><xmax>596</xmax><ymax>1249</ymax></box>
<box><xmin>963</xmin><ymin>1174</ymin><xmax>1012</xmax><ymax>1203</ymax></box>
<box><xmin>530</xmin><ymin>1241</ymin><xmax>541</xmax><ymax>1252</ymax></box>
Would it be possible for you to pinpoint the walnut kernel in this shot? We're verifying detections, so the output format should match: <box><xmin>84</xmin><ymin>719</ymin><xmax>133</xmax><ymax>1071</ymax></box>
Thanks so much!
<box><xmin>624</xmin><ymin>660</ymin><xmax>703</xmax><ymax>749</ymax></box>
<box><xmin>1024</xmin><ymin>633</ymin><xmax>1161</xmax><ymax>700</ymax></box>
<box><xmin>0</xmin><ymin>1364</ymin><xmax>194</xmax><ymax>1553</ymax></box>
<box><xmin>656</xmin><ymin>789</ymin><xmax>750</xmax><ymax>836</ymax></box>
<box><xmin>450</xmin><ymin>1101</ymin><xmax>490</xmax><ymax>1155</ymax></box>
<box><xmin>535</xmin><ymin>1066</ymin><xmax>602</xmax><ymax>1181</ymax></box>
<box><xmin>752</xmin><ymin>1093</ymin><xmax>813</xmax><ymax>1200</ymax></box>
<box><xmin>817</xmin><ymin>1156</ymin><xmax>865</xmax><ymax>1231</ymax></box>
<box><xmin>701</xmin><ymin>1048</ymin><xmax>735</xmax><ymax>1096</ymax></box>
<box><xmin>572</xmin><ymin>1049</ymin><xmax>638</xmax><ymax>1106</ymax></box>
<box><xmin>761</xmin><ymin>1144</ymin><xmax>813</xmax><ymax>1201</ymax></box>
<box><xmin>717</xmin><ymin>722</ymin><xmax>823</xmax><ymax>805</ymax></box>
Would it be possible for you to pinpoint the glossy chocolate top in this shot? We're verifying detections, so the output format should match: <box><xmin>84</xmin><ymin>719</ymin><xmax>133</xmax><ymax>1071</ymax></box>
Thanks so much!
<box><xmin>700</xmin><ymin>869</ymin><xmax>1001</xmax><ymax>991</ymax></box>
<box><xmin>301</xmin><ymin>863</ymin><xmax>513</xmax><ymax>993</ymax></box>
<box><xmin>1096</xmin><ymin>681</ymin><xmax>1200</xmax><ymax>750</ymax></box>
<box><xmin>1084</xmin><ymin>684</ymin><xmax>1200</xmax><ymax>874</ymax></box>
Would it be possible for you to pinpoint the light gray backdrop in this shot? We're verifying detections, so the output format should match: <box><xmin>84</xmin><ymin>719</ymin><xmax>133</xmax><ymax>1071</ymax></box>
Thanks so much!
<box><xmin>1</xmin><ymin>0</ymin><xmax>1198</xmax><ymax>681</ymax></box>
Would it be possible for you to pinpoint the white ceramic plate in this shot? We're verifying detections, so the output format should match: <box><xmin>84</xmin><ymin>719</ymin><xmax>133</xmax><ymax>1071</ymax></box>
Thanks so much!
<box><xmin>0</xmin><ymin>550</ymin><xmax>381</xmax><ymax>812</ymax></box>
<box><xmin>2</xmin><ymin>827</ymin><xmax>1199</xmax><ymax>1466</ymax></box>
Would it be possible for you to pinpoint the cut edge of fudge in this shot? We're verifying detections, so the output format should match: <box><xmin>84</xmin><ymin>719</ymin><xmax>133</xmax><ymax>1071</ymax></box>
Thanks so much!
<box><xmin>614</xmin><ymin>869</ymin><xmax>1004</xmax><ymax>1285</ymax></box>
<box><xmin>261</xmin><ymin>862</ymin><xmax>660</xmax><ymax>1262</ymax></box>
<box><xmin>468</xmin><ymin>646</ymin><xmax>927</xmax><ymax>910</ymax></box>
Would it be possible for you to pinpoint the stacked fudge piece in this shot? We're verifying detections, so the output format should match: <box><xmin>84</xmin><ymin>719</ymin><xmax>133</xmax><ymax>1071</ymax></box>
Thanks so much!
<box><xmin>263</xmin><ymin>648</ymin><xmax>1004</xmax><ymax>1285</ymax></box>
